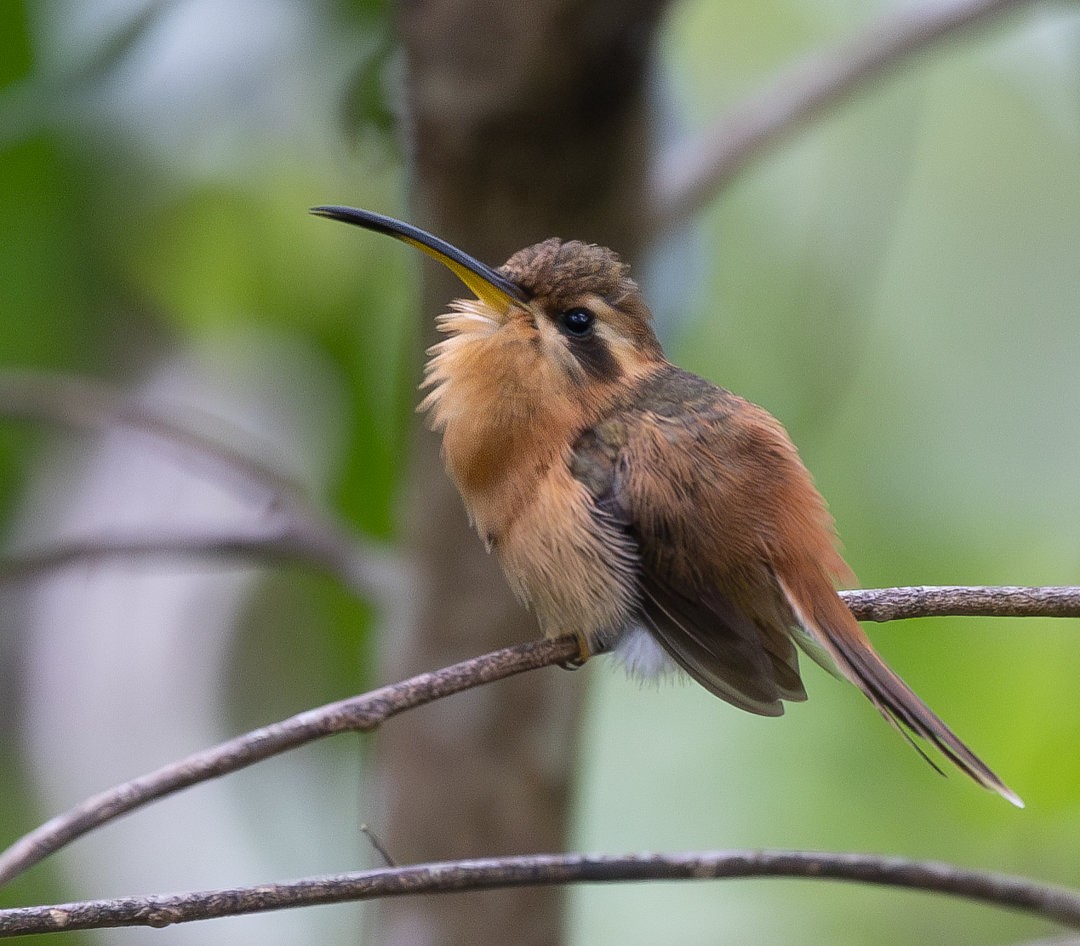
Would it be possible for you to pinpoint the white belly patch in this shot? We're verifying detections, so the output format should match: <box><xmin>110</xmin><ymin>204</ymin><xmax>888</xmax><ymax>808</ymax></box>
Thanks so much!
<box><xmin>612</xmin><ymin>624</ymin><xmax>678</xmax><ymax>681</ymax></box>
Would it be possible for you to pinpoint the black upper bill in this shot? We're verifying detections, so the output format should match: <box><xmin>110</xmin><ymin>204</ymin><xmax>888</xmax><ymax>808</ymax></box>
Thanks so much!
<box><xmin>311</xmin><ymin>205</ymin><xmax>528</xmax><ymax>307</ymax></box>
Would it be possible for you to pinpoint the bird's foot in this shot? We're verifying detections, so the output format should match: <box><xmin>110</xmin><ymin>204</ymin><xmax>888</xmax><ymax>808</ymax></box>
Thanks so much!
<box><xmin>558</xmin><ymin>632</ymin><xmax>591</xmax><ymax>670</ymax></box>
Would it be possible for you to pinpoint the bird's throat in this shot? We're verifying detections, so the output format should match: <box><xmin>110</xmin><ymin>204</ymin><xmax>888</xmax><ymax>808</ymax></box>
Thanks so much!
<box><xmin>420</xmin><ymin>327</ymin><xmax>584</xmax><ymax>541</ymax></box>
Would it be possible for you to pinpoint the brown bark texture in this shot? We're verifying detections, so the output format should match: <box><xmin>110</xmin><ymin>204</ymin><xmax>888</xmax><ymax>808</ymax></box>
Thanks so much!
<box><xmin>370</xmin><ymin>1</ymin><xmax>671</xmax><ymax>943</ymax></box>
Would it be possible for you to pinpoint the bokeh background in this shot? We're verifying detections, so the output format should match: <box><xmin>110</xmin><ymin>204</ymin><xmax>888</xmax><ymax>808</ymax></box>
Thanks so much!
<box><xmin>1</xmin><ymin>0</ymin><xmax>1079</xmax><ymax>944</ymax></box>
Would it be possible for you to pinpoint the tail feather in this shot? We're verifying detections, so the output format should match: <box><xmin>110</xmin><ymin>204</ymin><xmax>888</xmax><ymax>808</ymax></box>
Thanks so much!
<box><xmin>778</xmin><ymin>576</ymin><xmax>1023</xmax><ymax>808</ymax></box>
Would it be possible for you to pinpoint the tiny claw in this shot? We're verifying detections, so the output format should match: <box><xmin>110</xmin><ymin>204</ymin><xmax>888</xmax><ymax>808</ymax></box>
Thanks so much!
<box><xmin>558</xmin><ymin>633</ymin><xmax>591</xmax><ymax>670</ymax></box>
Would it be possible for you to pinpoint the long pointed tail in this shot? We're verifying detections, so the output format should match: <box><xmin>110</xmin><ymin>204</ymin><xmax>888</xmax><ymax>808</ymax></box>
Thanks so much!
<box><xmin>781</xmin><ymin>576</ymin><xmax>1023</xmax><ymax>807</ymax></box>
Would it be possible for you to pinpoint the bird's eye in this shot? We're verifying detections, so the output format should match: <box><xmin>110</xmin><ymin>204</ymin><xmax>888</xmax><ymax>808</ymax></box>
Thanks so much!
<box><xmin>560</xmin><ymin>307</ymin><xmax>595</xmax><ymax>338</ymax></box>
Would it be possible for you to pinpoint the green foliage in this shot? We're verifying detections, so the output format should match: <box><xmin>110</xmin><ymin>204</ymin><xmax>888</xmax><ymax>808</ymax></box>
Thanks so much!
<box><xmin>1</xmin><ymin>0</ymin><xmax>1079</xmax><ymax>943</ymax></box>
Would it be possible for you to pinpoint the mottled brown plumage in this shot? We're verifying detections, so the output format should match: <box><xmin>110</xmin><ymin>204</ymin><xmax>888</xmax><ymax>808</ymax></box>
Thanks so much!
<box><xmin>314</xmin><ymin>205</ymin><xmax>1021</xmax><ymax>807</ymax></box>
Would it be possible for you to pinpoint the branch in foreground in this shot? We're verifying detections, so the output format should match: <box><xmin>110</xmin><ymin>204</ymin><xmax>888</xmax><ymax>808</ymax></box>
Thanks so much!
<box><xmin>0</xmin><ymin>636</ymin><xmax>580</xmax><ymax>888</ymax></box>
<box><xmin>2</xmin><ymin>587</ymin><xmax>1071</xmax><ymax>889</ymax></box>
<box><xmin>0</xmin><ymin>585</ymin><xmax>1073</xmax><ymax>889</ymax></box>
<box><xmin>843</xmin><ymin>585</ymin><xmax>1080</xmax><ymax>622</ymax></box>
<box><xmin>0</xmin><ymin>369</ymin><xmax>397</xmax><ymax>601</ymax></box>
<box><xmin>1</xmin><ymin>850</ymin><xmax>1078</xmax><ymax>936</ymax></box>
<box><xmin>653</xmin><ymin>0</ymin><xmax>1037</xmax><ymax>230</ymax></box>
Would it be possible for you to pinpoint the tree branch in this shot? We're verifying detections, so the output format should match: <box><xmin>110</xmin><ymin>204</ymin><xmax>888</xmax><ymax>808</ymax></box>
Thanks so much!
<box><xmin>1</xmin><ymin>849</ymin><xmax>1078</xmax><ymax>936</ymax></box>
<box><xmin>653</xmin><ymin>0</ymin><xmax>1039</xmax><ymax>231</ymax></box>
<box><xmin>843</xmin><ymin>585</ymin><xmax>1080</xmax><ymax>621</ymax></box>
<box><xmin>0</xmin><ymin>584</ymin><xmax>1074</xmax><ymax>891</ymax></box>
<box><xmin>0</xmin><ymin>369</ymin><xmax>398</xmax><ymax>601</ymax></box>
<box><xmin>0</xmin><ymin>637</ymin><xmax>580</xmax><ymax>888</ymax></box>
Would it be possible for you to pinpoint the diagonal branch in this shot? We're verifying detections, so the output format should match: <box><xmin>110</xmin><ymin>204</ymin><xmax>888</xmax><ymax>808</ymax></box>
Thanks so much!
<box><xmin>0</xmin><ymin>585</ymin><xmax>1075</xmax><ymax>890</ymax></box>
<box><xmin>0</xmin><ymin>636</ymin><xmax>580</xmax><ymax>888</ymax></box>
<box><xmin>0</xmin><ymin>369</ymin><xmax>398</xmax><ymax>601</ymax></box>
<box><xmin>1</xmin><ymin>849</ymin><xmax>1078</xmax><ymax>936</ymax></box>
<box><xmin>653</xmin><ymin>0</ymin><xmax>1040</xmax><ymax>231</ymax></box>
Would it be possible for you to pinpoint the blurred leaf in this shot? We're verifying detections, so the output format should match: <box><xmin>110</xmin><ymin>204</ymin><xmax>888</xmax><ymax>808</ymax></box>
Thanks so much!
<box><xmin>338</xmin><ymin>29</ymin><xmax>398</xmax><ymax>141</ymax></box>
<box><xmin>0</xmin><ymin>0</ymin><xmax>31</xmax><ymax>86</ymax></box>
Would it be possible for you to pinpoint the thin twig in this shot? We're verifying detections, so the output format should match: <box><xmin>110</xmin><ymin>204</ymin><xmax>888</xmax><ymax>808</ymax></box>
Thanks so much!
<box><xmin>0</xmin><ymin>369</ymin><xmax>397</xmax><ymax>600</ymax></box>
<box><xmin>0</xmin><ymin>529</ymin><xmax>337</xmax><ymax>580</ymax></box>
<box><xmin>1</xmin><ymin>849</ymin><xmax>1078</xmax><ymax>936</ymax></box>
<box><xmin>653</xmin><ymin>0</ymin><xmax>1039</xmax><ymax>230</ymax></box>
<box><xmin>0</xmin><ymin>518</ymin><xmax>403</xmax><ymax>600</ymax></box>
<box><xmin>0</xmin><ymin>637</ymin><xmax>580</xmax><ymax>888</ymax></box>
<box><xmin>359</xmin><ymin>824</ymin><xmax>398</xmax><ymax>868</ymax></box>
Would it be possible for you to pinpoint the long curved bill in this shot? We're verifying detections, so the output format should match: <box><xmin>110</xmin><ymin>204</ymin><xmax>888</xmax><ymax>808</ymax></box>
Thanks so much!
<box><xmin>311</xmin><ymin>205</ymin><xmax>527</xmax><ymax>312</ymax></box>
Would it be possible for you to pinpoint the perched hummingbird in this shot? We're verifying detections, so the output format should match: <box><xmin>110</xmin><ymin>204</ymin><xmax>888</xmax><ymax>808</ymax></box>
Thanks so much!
<box><xmin>313</xmin><ymin>205</ymin><xmax>1020</xmax><ymax>807</ymax></box>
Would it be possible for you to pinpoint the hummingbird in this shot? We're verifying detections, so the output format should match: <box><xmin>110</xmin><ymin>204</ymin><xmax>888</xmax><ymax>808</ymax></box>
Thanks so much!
<box><xmin>313</xmin><ymin>205</ymin><xmax>1021</xmax><ymax>807</ymax></box>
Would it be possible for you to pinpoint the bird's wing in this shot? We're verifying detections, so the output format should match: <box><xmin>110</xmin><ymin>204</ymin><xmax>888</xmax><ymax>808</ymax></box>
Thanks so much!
<box><xmin>571</xmin><ymin>370</ymin><xmax>811</xmax><ymax>716</ymax></box>
<box><xmin>573</xmin><ymin>365</ymin><xmax>1020</xmax><ymax>804</ymax></box>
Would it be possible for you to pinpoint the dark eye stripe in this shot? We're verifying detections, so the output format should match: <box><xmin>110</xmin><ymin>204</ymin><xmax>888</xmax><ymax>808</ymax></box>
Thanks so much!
<box><xmin>551</xmin><ymin>306</ymin><xmax>621</xmax><ymax>384</ymax></box>
<box><xmin>569</xmin><ymin>332</ymin><xmax>621</xmax><ymax>384</ymax></box>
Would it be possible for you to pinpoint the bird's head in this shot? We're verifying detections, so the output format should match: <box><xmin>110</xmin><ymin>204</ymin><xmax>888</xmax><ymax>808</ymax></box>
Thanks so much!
<box><xmin>311</xmin><ymin>206</ymin><xmax>664</xmax><ymax>415</ymax></box>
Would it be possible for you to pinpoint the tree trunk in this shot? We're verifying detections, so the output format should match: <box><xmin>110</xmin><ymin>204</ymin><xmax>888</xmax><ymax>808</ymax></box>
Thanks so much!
<box><xmin>372</xmin><ymin>1</ymin><xmax>670</xmax><ymax>943</ymax></box>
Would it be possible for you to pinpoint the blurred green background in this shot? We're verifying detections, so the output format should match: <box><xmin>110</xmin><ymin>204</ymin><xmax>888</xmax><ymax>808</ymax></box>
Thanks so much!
<box><xmin>1</xmin><ymin>1</ymin><xmax>1079</xmax><ymax>944</ymax></box>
